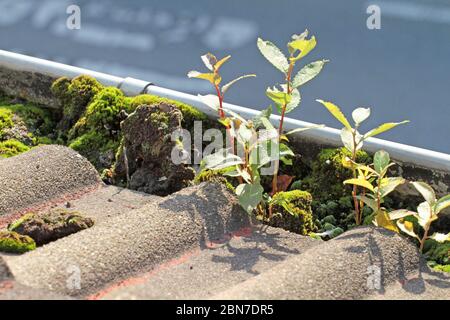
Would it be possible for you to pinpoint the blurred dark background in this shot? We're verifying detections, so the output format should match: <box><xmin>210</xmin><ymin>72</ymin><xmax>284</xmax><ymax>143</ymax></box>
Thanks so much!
<box><xmin>0</xmin><ymin>0</ymin><xmax>449</xmax><ymax>153</ymax></box>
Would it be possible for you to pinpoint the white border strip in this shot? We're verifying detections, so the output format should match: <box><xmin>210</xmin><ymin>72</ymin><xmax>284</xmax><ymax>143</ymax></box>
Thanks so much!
<box><xmin>0</xmin><ymin>49</ymin><xmax>449</xmax><ymax>173</ymax></box>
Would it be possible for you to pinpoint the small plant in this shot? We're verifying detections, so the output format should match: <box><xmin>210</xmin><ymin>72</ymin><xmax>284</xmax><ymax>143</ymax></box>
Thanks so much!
<box><xmin>389</xmin><ymin>182</ymin><xmax>450</xmax><ymax>252</ymax></box>
<box><xmin>188</xmin><ymin>53</ymin><xmax>255</xmax><ymax>122</ymax></box>
<box><xmin>316</xmin><ymin>101</ymin><xmax>408</xmax><ymax>224</ymax></box>
<box><xmin>257</xmin><ymin>30</ymin><xmax>328</xmax><ymax>194</ymax></box>
<box><xmin>343</xmin><ymin>150</ymin><xmax>405</xmax><ymax>229</ymax></box>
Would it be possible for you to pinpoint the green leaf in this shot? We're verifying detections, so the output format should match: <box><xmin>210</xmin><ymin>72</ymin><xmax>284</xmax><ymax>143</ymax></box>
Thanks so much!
<box><xmin>237</xmin><ymin>124</ymin><xmax>254</xmax><ymax>143</ymax></box>
<box><xmin>257</xmin><ymin>38</ymin><xmax>289</xmax><ymax>73</ymax></box>
<box><xmin>252</xmin><ymin>105</ymin><xmax>272</xmax><ymax>129</ymax></box>
<box><xmin>235</xmin><ymin>183</ymin><xmax>264</xmax><ymax>214</ymax></box>
<box><xmin>417</xmin><ymin>201</ymin><xmax>432</xmax><ymax>227</ymax></box>
<box><xmin>187</xmin><ymin>71</ymin><xmax>221</xmax><ymax>85</ymax></box>
<box><xmin>203</xmin><ymin>149</ymin><xmax>243</xmax><ymax>170</ymax></box>
<box><xmin>266</xmin><ymin>86</ymin><xmax>291</xmax><ymax>111</ymax></box>
<box><xmin>260</xmin><ymin>117</ymin><xmax>276</xmax><ymax>132</ymax></box>
<box><xmin>379</xmin><ymin>177</ymin><xmax>405</xmax><ymax>198</ymax></box>
<box><xmin>434</xmin><ymin>194</ymin><xmax>450</xmax><ymax>215</ymax></box>
<box><xmin>198</xmin><ymin>94</ymin><xmax>220</xmax><ymax>111</ymax></box>
<box><xmin>412</xmin><ymin>181</ymin><xmax>436</xmax><ymax>205</ymax></box>
<box><xmin>340</xmin><ymin>127</ymin><xmax>363</xmax><ymax>152</ymax></box>
<box><xmin>285</xmin><ymin>88</ymin><xmax>301</xmax><ymax>113</ymax></box>
<box><xmin>374</xmin><ymin>150</ymin><xmax>390</xmax><ymax>174</ymax></box>
<box><xmin>397</xmin><ymin>219</ymin><xmax>419</xmax><ymax>239</ymax></box>
<box><xmin>279</xmin><ymin>143</ymin><xmax>294</xmax><ymax>158</ymax></box>
<box><xmin>364</xmin><ymin>121</ymin><xmax>409</xmax><ymax>139</ymax></box>
<box><xmin>357</xmin><ymin>195</ymin><xmax>378</xmax><ymax>212</ymax></box>
<box><xmin>343</xmin><ymin>178</ymin><xmax>374</xmax><ymax>192</ymax></box>
<box><xmin>289</xmin><ymin>36</ymin><xmax>317</xmax><ymax>61</ymax></box>
<box><xmin>316</xmin><ymin>100</ymin><xmax>351</xmax><ymax>130</ymax></box>
<box><xmin>292</xmin><ymin>60</ymin><xmax>328</xmax><ymax>88</ymax></box>
<box><xmin>389</xmin><ymin>209</ymin><xmax>417</xmax><ymax>220</ymax></box>
<box><xmin>429</xmin><ymin>232</ymin><xmax>450</xmax><ymax>243</ymax></box>
<box><xmin>285</xmin><ymin>124</ymin><xmax>325</xmax><ymax>136</ymax></box>
<box><xmin>201</xmin><ymin>53</ymin><xmax>217</xmax><ymax>71</ymax></box>
<box><xmin>352</xmin><ymin>107</ymin><xmax>371</xmax><ymax>125</ymax></box>
<box><xmin>222</xmin><ymin>74</ymin><xmax>256</xmax><ymax>94</ymax></box>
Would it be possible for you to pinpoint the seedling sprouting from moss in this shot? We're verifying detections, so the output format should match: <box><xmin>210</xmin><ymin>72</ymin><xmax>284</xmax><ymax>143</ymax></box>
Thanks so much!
<box><xmin>389</xmin><ymin>182</ymin><xmax>450</xmax><ymax>252</ymax></box>
<box><xmin>188</xmin><ymin>53</ymin><xmax>255</xmax><ymax>120</ymax></box>
<box><xmin>316</xmin><ymin>101</ymin><xmax>409</xmax><ymax>225</ymax></box>
<box><xmin>344</xmin><ymin>150</ymin><xmax>405</xmax><ymax>229</ymax></box>
<box><xmin>257</xmin><ymin>30</ymin><xmax>328</xmax><ymax>195</ymax></box>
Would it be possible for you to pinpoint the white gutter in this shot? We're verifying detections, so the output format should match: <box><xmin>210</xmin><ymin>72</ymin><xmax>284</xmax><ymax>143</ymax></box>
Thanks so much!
<box><xmin>1</xmin><ymin>49</ymin><xmax>449</xmax><ymax>173</ymax></box>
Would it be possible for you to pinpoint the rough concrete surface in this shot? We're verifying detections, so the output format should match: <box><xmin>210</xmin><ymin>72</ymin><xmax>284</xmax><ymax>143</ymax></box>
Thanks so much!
<box><xmin>96</xmin><ymin>226</ymin><xmax>320</xmax><ymax>300</ymax></box>
<box><xmin>213</xmin><ymin>227</ymin><xmax>449</xmax><ymax>300</ymax></box>
<box><xmin>0</xmin><ymin>145</ymin><xmax>101</xmax><ymax>216</ymax></box>
<box><xmin>3</xmin><ymin>183</ymin><xmax>251</xmax><ymax>297</ymax></box>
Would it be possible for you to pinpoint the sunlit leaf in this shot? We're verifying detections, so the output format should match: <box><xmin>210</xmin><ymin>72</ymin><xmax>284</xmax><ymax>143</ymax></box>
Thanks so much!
<box><xmin>285</xmin><ymin>88</ymin><xmax>301</xmax><ymax>113</ymax></box>
<box><xmin>188</xmin><ymin>71</ymin><xmax>221</xmax><ymax>85</ymax></box>
<box><xmin>201</xmin><ymin>53</ymin><xmax>217</xmax><ymax>71</ymax></box>
<box><xmin>214</xmin><ymin>55</ymin><xmax>231</xmax><ymax>71</ymax></box>
<box><xmin>236</xmin><ymin>183</ymin><xmax>264</xmax><ymax>213</ymax></box>
<box><xmin>379</xmin><ymin>177</ymin><xmax>405</xmax><ymax>197</ymax></box>
<box><xmin>364</xmin><ymin>120</ymin><xmax>409</xmax><ymax>139</ymax></box>
<box><xmin>344</xmin><ymin>178</ymin><xmax>374</xmax><ymax>192</ymax></box>
<box><xmin>316</xmin><ymin>100</ymin><xmax>351</xmax><ymax>130</ymax></box>
<box><xmin>257</xmin><ymin>38</ymin><xmax>289</xmax><ymax>73</ymax></box>
<box><xmin>285</xmin><ymin>124</ymin><xmax>325</xmax><ymax>136</ymax></box>
<box><xmin>198</xmin><ymin>94</ymin><xmax>220</xmax><ymax>111</ymax></box>
<box><xmin>375</xmin><ymin>209</ymin><xmax>399</xmax><ymax>233</ymax></box>
<box><xmin>434</xmin><ymin>194</ymin><xmax>450</xmax><ymax>215</ymax></box>
<box><xmin>389</xmin><ymin>209</ymin><xmax>417</xmax><ymax>220</ymax></box>
<box><xmin>429</xmin><ymin>232</ymin><xmax>450</xmax><ymax>243</ymax></box>
<box><xmin>352</xmin><ymin>107</ymin><xmax>371</xmax><ymax>125</ymax></box>
<box><xmin>340</xmin><ymin>127</ymin><xmax>363</xmax><ymax>152</ymax></box>
<box><xmin>412</xmin><ymin>181</ymin><xmax>436</xmax><ymax>205</ymax></box>
<box><xmin>266</xmin><ymin>86</ymin><xmax>292</xmax><ymax>112</ymax></box>
<box><xmin>374</xmin><ymin>150</ymin><xmax>390</xmax><ymax>174</ymax></box>
<box><xmin>222</xmin><ymin>74</ymin><xmax>256</xmax><ymax>94</ymax></box>
<box><xmin>289</xmin><ymin>36</ymin><xmax>317</xmax><ymax>61</ymax></box>
<box><xmin>292</xmin><ymin>60</ymin><xmax>328</xmax><ymax>88</ymax></box>
<box><xmin>203</xmin><ymin>149</ymin><xmax>243</xmax><ymax>170</ymax></box>
<box><xmin>397</xmin><ymin>219</ymin><xmax>419</xmax><ymax>239</ymax></box>
<box><xmin>417</xmin><ymin>201</ymin><xmax>432</xmax><ymax>228</ymax></box>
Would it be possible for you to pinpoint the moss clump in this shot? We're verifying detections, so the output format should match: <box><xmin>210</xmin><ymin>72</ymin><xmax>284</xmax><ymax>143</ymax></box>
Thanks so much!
<box><xmin>84</xmin><ymin>87</ymin><xmax>129</xmax><ymax>134</ymax></box>
<box><xmin>424</xmin><ymin>240</ymin><xmax>450</xmax><ymax>266</ymax></box>
<box><xmin>128</xmin><ymin>94</ymin><xmax>207</xmax><ymax>129</ymax></box>
<box><xmin>194</xmin><ymin>169</ymin><xmax>235</xmax><ymax>192</ymax></box>
<box><xmin>52</xmin><ymin>75</ymin><xmax>103</xmax><ymax>130</ymax></box>
<box><xmin>8</xmin><ymin>209</ymin><xmax>94</xmax><ymax>246</ymax></box>
<box><xmin>0</xmin><ymin>108</ymin><xmax>14</xmax><ymax>138</ymax></box>
<box><xmin>0</xmin><ymin>139</ymin><xmax>30</xmax><ymax>158</ymax></box>
<box><xmin>0</xmin><ymin>230</ymin><xmax>36</xmax><ymax>253</ymax></box>
<box><xmin>300</xmin><ymin>147</ymin><xmax>371</xmax><ymax>230</ymax></box>
<box><xmin>432</xmin><ymin>264</ymin><xmax>450</xmax><ymax>273</ymax></box>
<box><xmin>69</xmin><ymin>131</ymin><xmax>119</xmax><ymax>170</ymax></box>
<box><xmin>268</xmin><ymin>190</ymin><xmax>315</xmax><ymax>235</ymax></box>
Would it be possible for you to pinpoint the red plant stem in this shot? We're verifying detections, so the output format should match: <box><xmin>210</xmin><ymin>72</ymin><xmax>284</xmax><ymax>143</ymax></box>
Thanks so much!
<box><xmin>214</xmin><ymin>83</ymin><xmax>242</xmax><ymax>184</ymax></box>
<box><xmin>271</xmin><ymin>62</ymin><xmax>295</xmax><ymax>195</ymax></box>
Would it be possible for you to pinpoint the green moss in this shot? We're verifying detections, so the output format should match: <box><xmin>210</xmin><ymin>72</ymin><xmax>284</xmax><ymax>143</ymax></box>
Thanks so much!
<box><xmin>0</xmin><ymin>108</ymin><xmax>14</xmax><ymax>138</ymax></box>
<box><xmin>424</xmin><ymin>240</ymin><xmax>450</xmax><ymax>265</ymax></box>
<box><xmin>0</xmin><ymin>139</ymin><xmax>30</xmax><ymax>158</ymax></box>
<box><xmin>269</xmin><ymin>190</ymin><xmax>315</xmax><ymax>235</ymax></box>
<box><xmin>84</xmin><ymin>87</ymin><xmax>129</xmax><ymax>134</ymax></box>
<box><xmin>7</xmin><ymin>213</ymin><xmax>34</xmax><ymax>231</ymax></box>
<box><xmin>52</xmin><ymin>75</ymin><xmax>103</xmax><ymax>128</ymax></box>
<box><xmin>194</xmin><ymin>169</ymin><xmax>235</xmax><ymax>192</ymax></box>
<box><xmin>128</xmin><ymin>94</ymin><xmax>207</xmax><ymax>129</ymax></box>
<box><xmin>69</xmin><ymin>130</ymin><xmax>119</xmax><ymax>170</ymax></box>
<box><xmin>432</xmin><ymin>264</ymin><xmax>450</xmax><ymax>273</ymax></box>
<box><xmin>0</xmin><ymin>230</ymin><xmax>36</xmax><ymax>253</ymax></box>
<box><xmin>301</xmin><ymin>147</ymin><xmax>371</xmax><ymax>230</ymax></box>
